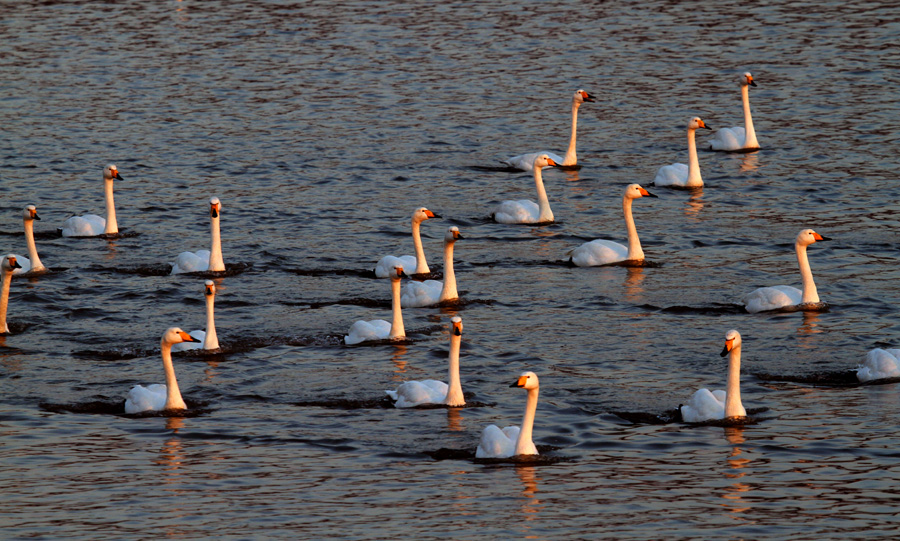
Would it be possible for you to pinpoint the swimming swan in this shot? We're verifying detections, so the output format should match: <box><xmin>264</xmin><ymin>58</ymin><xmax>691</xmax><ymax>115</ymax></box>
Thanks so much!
<box><xmin>385</xmin><ymin>316</ymin><xmax>465</xmax><ymax>407</ymax></box>
<box><xmin>13</xmin><ymin>205</ymin><xmax>47</xmax><ymax>275</ymax></box>
<box><xmin>653</xmin><ymin>117</ymin><xmax>711</xmax><ymax>188</ymax></box>
<box><xmin>503</xmin><ymin>89</ymin><xmax>595</xmax><ymax>171</ymax></box>
<box><xmin>345</xmin><ymin>265</ymin><xmax>407</xmax><ymax>345</ymax></box>
<box><xmin>569</xmin><ymin>184</ymin><xmax>657</xmax><ymax>267</ymax></box>
<box><xmin>710</xmin><ymin>72</ymin><xmax>759</xmax><ymax>152</ymax></box>
<box><xmin>124</xmin><ymin>327</ymin><xmax>200</xmax><ymax>413</ymax></box>
<box><xmin>61</xmin><ymin>164</ymin><xmax>124</xmax><ymax>237</ymax></box>
<box><xmin>400</xmin><ymin>227</ymin><xmax>462</xmax><ymax>308</ymax></box>
<box><xmin>680</xmin><ymin>330</ymin><xmax>747</xmax><ymax>422</ymax></box>
<box><xmin>743</xmin><ymin>229</ymin><xmax>830</xmax><ymax>313</ymax></box>
<box><xmin>171</xmin><ymin>197</ymin><xmax>225</xmax><ymax>274</ymax></box>
<box><xmin>476</xmin><ymin>371</ymin><xmax>540</xmax><ymax>458</ymax></box>
<box><xmin>374</xmin><ymin>207</ymin><xmax>441</xmax><ymax>278</ymax></box>
<box><xmin>172</xmin><ymin>280</ymin><xmax>220</xmax><ymax>352</ymax></box>
<box><xmin>493</xmin><ymin>154</ymin><xmax>559</xmax><ymax>224</ymax></box>
<box><xmin>1</xmin><ymin>255</ymin><xmax>23</xmax><ymax>333</ymax></box>
<box><xmin>857</xmin><ymin>349</ymin><xmax>900</xmax><ymax>383</ymax></box>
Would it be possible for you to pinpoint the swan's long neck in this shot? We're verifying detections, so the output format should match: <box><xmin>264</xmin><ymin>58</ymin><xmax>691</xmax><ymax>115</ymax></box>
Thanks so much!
<box><xmin>741</xmin><ymin>85</ymin><xmax>759</xmax><ymax>149</ymax></box>
<box><xmin>411</xmin><ymin>219</ymin><xmax>430</xmax><ymax>274</ymax></box>
<box><xmin>161</xmin><ymin>341</ymin><xmax>187</xmax><ymax>410</ymax></box>
<box><xmin>515</xmin><ymin>387</ymin><xmax>539</xmax><ymax>455</ymax></box>
<box><xmin>623</xmin><ymin>197</ymin><xmax>644</xmax><ymax>261</ymax></box>
<box><xmin>103</xmin><ymin>178</ymin><xmax>118</xmax><ymax>235</ymax></box>
<box><xmin>562</xmin><ymin>101</ymin><xmax>580</xmax><ymax>166</ymax></box>
<box><xmin>389</xmin><ymin>277</ymin><xmax>405</xmax><ymax>339</ymax></box>
<box><xmin>438</xmin><ymin>240</ymin><xmax>458</xmax><ymax>302</ymax></box>
<box><xmin>208</xmin><ymin>215</ymin><xmax>225</xmax><ymax>272</ymax></box>
<box><xmin>796</xmin><ymin>242</ymin><xmax>819</xmax><ymax>304</ymax></box>
<box><xmin>534</xmin><ymin>166</ymin><xmax>554</xmax><ymax>223</ymax></box>
<box><xmin>204</xmin><ymin>293</ymin><xmax>219</xmax><ymax>350</ymax></box>
<box><xmin>725</xmin><ymin>345</ymin><xmax>746</xmax><ymax>418</ymax></box>
<box><xmin>0</xmin><ymin>270</ymin><xmax>12</xmax><ymax>333</ymax></box>
<box><xmin>443</xmin><ymin>332</ymin><xmax>465</xmax><ymax>407</ymax></box>
<box><xmin>24</xmin><ymin>220</ymin><xmax>45</xmax><ymax>272</ymax></box>
<box><xmin>686</xmin><ymin>127</ymin><xmax>703</xmax><ymax>187</ymax></box>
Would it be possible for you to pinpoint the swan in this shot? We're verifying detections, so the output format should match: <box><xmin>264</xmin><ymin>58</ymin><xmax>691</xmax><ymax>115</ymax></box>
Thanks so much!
<box><xmin>653</xmin><ymin>117</ymin><xmax>712</xmax><ymax>188</ymax></box>
<box><xmin>171</xmin><ymin>197</ymin><xmax>225</xmax><ymax>274</ymax></box>
<box><xmin>476</xmin><ymin>371</ymin><xmax>540</xmax><ymax>458</ymax></box>
<box><xmin>374</xmin><ymin>207</ymin><xmax>441</xmax><ymax>278</ymax></box>
<box><xmin>743</xmin><ymin>229</ymin><xmax>830</xmax><ymax>313</ymax></box>
<box><xmin>12</xmin><ymin>205</ymin><xmax>47</xmax><ymax>275</ymax></box>
<box><xmin>124</xmin><ymin>327</ymin><xmax>200</xmax><ymax>413</ymax></box>
<box><xmin>61</xmin><ymin>164</ymin><xmax>123</xmax><ymax>237</ymax></box>
<box><xmin>710</xmin><ymin>72</ymin><xmax>760</xmax><ymax>152</ymax></box>
<box><xmin>385</xmin><ymin>316</ymin><xmax>465</xmax><ymax>407</ymax></box>
<box><xmin>680</xmin><ymin>330</ymin><xmax>747</xmax><ymax>422</ymax></box>
<box><xmin>400</xmin><ymin>227</ymin><xmax>463</xmax><ymax>308</ymax></box>
<box><xmin>503</xmin><ymin>89</ymin><xmax>595</xmax><ymax>171</ymax></box>
<box><xmin>569</xmin><ymin>184</ymin><xmax>657</xmax><ymax>267</ymax></box>
<box><xmin>857</xmin><ymin>349</ymin><xmax>900</xmax><ymax>383</ymax></box>
<box><xmin>345</xmin><ymin>265</ymin><xmax>407</xmax><ymax>345</ymax></box>
<box><xmin>171</xmin><ymin>280</ymin><xmax>220</xmax><ymax>352</ymax></box>
<box><xmin>1</xmin><ymin>255</ymin><xmax>23</xmax><ymax>333</ymax></box>
<box><xmin>493</xmin><ymin>154</ymin><xmax>559</xmax><ymax>224</ymax></box>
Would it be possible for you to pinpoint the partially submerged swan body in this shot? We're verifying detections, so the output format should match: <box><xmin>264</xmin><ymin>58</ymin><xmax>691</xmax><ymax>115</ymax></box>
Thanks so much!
<box><xmin>124</xmin><ymin>327</ymin><xmax>201</xmax><ymax>413</ymax></box>
<box><xmin>570</xmin><ymin>184</ymin><xmax>657</xmax><ymax>267</ymax></box>
<box><xmin>374</xmin><ymin>207</ymin><xmax>441</xmax><ymax>278</ymax></box>
<box><xmin>680</xmin><ymin>330</ymin><xmax>747</xmax><ymax>423</ymax></box>
<box><xmin>172</xmin><ymin>280</ymin><xmax>220</xmax><ymax>352</ymax></box>
<box><xmin>171</xmin><ymin>197</ymin><xmax>225</xmax><ymax>274</ymax></box>
<box><xmin>857</xmin><ymin>349</ymin><xmax>900</xmax><ymax>383</ymax></box>
<box><xmin>476</xmin><ymin>371</ymin><xmax>540</xmax><ymax>458</ymax></box>
<box><xmin>401</xmin><ymin>227</ymin><xmax>462</xmax><ymax>308</ymax></box>
<box><xmin>493</xmin><ymin>154</ymin><xmax>559</xmax><ymax>224</ymax></box>
<box><xmin>1</xmin><ymin>255</ymin><xmax>23</xmax><ymax>333</ymax></box>
<box><xmin>345</xmin><ymin>265</ymin><xmax>407</xmax><ymax>345</ymax></box>
<box><xmin>653</xmin><ymin>117</ymin><xmax>711</xmax><ymax>188</ymax></box>
<box><xmin>743</xmin><ymin>229</ymin><xmax>830</xmax><ymax>313</ymax></box>
<box><xmin>61</xmin><ymin>164</ymin><xmax>124</xmax><ymax>237</ymax></box>
<box><xmin>13</xmin><ymin>205</ymin><xmax>47</xmax><ymax>275</ymax></box>
<box><xmin>710</xmin><ymin>72</ymin><xmax>759</xmax><ymax>152</ymax></box>
<box><xmin>386</xmin><ymin>316</ymin><xmax>465</xmax><ymax>408</ymax></box>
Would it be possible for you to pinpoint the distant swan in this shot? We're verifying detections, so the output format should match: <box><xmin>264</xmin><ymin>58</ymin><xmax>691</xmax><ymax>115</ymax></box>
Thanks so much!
<box><xmin>569</xmin><ymin>184</ymin><xmax>657</xmax><ymax>266</ymax></box>
<box><xmin>493</xmin><ymin>154</ymin><xmax>559</xmax><ymax>224</ymax></box>
<box><xmin>345</xmin><ymin>265</ymin><xmax>407</xmax><ymax>345</ymax></box>
<box><xmin>503</xmin><ymin>89</ymin><xmax>595</xmax><ymax>171</ymax></box>
<box><xmin>401</xmin><ymin>227</ymin><xmax>462</xmax><ymax>308</ymax></box>
<box><xmin>374</xmin><ymin>207</ymin><xmax>441</xmax><ymax>278</ymax></box>
<box><xmin>1</xmin><ymin>255</ymin><xmax>23</xmax><ymax>333</ymax></box>
<box><xmin>710</xmin><ymin>72</ymin><xmax>759</xmax><ymax>152</ymax></box>
<box><xmin>171</xmin><ymin>197</ymin><xmax>225</xmax><ymax>274</ymax></box>
<box><xmin>385</xmin><ymin>316</ymin><xmax>465</xmax><ymax>407</ymax></box>
<box><xmin>743</xmin><ymin>229</ymin><xmax>830</xmax><ymax>313</ymax></box>
<box><xmin>124</xmin><ymin>327</ymin><xmax>200</xmax><ymax>413</ymax></box>
<box><xmin>13</xmin><ymin>205</ymin><xmax>47</xmax><ymax>275</ymax></box>
<box><xmin>653</xmin><ymin>117</ymin><xmax>711</xmax><ymax>188</ymax></box>
<box><xmin>476</xmin><ymin>371</ymin><xmax>541</xmax><ymax>458</ymax></box>
<box><xmin>61</xmin><ymin>164</ymin><xmax>124</xmax><ymax>237</ymax></box>
<box><xmin>857</xmin><ymin>349</ymin><xmax>900</xmax><ymax>383</ymax></box>
<box><xmin>680</xmin><ymin>330</ymin><xmax>747</xmax><ymax>422</ymax></box>
<box><xmin>172</xmin><ymin>280</ymin><xmax>220</xmax><ymax>352</ymax></box>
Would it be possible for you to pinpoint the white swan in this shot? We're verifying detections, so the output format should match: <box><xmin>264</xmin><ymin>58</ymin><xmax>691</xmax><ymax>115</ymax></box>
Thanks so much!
<box><xmin>653</xmin><ymin>117</ymin><xmax>712</xmax><ymax>188</ymax></box>
<box><xmin>171</xmin><ymin>197</ymin><xmax>225</xmax><ymax>274</ymax></box>
<box><xmin>857</xmin><ymin>349</ymin><xmax>900</xmax><ymax>383</ymax></box>
<box><xmin>1</xmin><ymin>255</ymin><xmax>23</xmax><ymax>333</ymax></box>
<box><xmin>12</xmin><ymin>205</ymin><xmax>47</xmax><ymax>275</ymax></box>
<box><xmin>401</xmin><ymin>227</ymin><xmax>462</xmax><ymax>308</ymax></box>
<box><xmin>385</xmin><ymin>316</ymin><xmax>465</xmax><ymax>407</ymax></box>
<box><xmin>345</xmin><ymin>265</ymin><xmax>407</xmax><ymax>345</ymax></box>
<box><xmin>476</xmin><ymin>371</ymin><xmax>540</xmax><ymax>458</ymax></box>
<box><xmin>374</xmin><ymin>207</ymin><xmax>441</xmax><ymax>278</ymax></box>
<box><xmin>493</xmin><ymin>154</ymin><xmax>559</xmax><ymax>224</ymax></box>
<box><xmin>680</xmin><ymin>330</ymin><xmax>747</xmax><ymax>422</ymax></box>
<box><xmin>124</xmin><ymin>327</ymin><xmax>200</xmax><ymax>413</ymax></box>
<box><xmin>503</xmin><ymin>89</ymin><xmax>595</xmax><ymax>171</ymax></box>
<box><xmin>743</xmin><ymin>229</ymin><xmax>830</xmax><ymax>313</ymax></box>
<box><xmin>710</xmin><ymin>72</ymin><xmax>760</xmax><ymax>152</ymax></box>
<box><xmin>61</xmin><ymin>164</ymin><xmax>123</xmax><ymax>237</ymax></box>
<box><xmin>172</xmin><ymin>280</ymin><xmax>220</xmax><ymax>352</ymax></box>
<box><xmin>569</xmin><ymin>184</ymin><xmax>657</xmax><ymax>267</ymax></box>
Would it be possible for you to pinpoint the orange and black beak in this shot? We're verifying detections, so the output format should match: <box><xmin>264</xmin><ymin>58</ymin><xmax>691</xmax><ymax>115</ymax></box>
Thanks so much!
<box><xmin>205</xmin><ymin>284</ymin><xmax>214</xmax><ymax>295</ymax></box>
<box><xmin>396</xmin><ymin>268</ymin><xmax>407</xmax><ymax>278</ymax></box>
<box><xmin>749</xmin><ymin>77</ymin><xmax>757</xmax><ymax>87</ymax></box>
<box><xmin>546</xmin><ymin>158</ymin><xmax>559</xmax><ymax>167</ymax></box>
<box><xmin>581</xmin><ymin>91</ymin><xmax>595</xmax><ymax>103</ymax></box>
<box><xmin>8</xmin><ymin>257</ymin><xmax>21</xmax><ymax>270</ymax></box>
<box><xmin>510</xmin><ymin>375</ymin><xmax>528</xmax><ymax>388</ymax></box>
<box><xmin>638</xmin><ymin>187</ymin><xmax>658</xmax><ymax>198</ymax></box>
<box><xmin>720</xmin><ymin>338</ymin><xmax>734</xmax><ymax>357</ymax></box>
<box><xmin>112</xmin><ymin>169</ymin><xmax>123</xmax><ymax>180</ymax></box>
<box><xmin>699</xmin><ymin>119</ymin><xmax>712</xmax><ymax>130</ymax></box>
<box><xmin>32</xmin><ymin>210</ymin><xmax>41</xmax><ymax>221</ymax></box>
<box><xmin>812</xmin><ymin>232</ymin><xmax>831</xmax><ymax>242</ymax></box>
<box><xmin>452</xmin><ymin>320</ymin><xmax>462</xmax><ymax>336</ymax></box>
<box><xmin>210</xmin><ymin>204</ymin><xmax>219</xmax><ymax>218</ymax></box>
<box><xmin>425</xmin><ymin>210</ymin><xmax>441</xmax><ymax>219</ymax></box>
<box><xmin>178</xmin><ymin>331</ymin><xmax>199</xmax><ymax>343</ymax></box>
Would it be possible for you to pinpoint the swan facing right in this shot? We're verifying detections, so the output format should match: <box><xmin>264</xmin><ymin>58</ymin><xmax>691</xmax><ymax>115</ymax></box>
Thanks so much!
<box><xmin>743</xmin><ymin>229</ymin><xmax>830</xmax><ymax>313</ymax></box>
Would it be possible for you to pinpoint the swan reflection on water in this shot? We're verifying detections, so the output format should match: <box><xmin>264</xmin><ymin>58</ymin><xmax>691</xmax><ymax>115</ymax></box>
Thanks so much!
<box><xmin>516</xmin><ymin>465</ymin><xmax>543</xmax><ymax>526</ymax></box>
<box><xmin>624</xmin><ymin>266</ymin><xmax>646</xmax><ymax>301</ymax></box>
<box><xmin>684</xmin><ymin>188</ymin><xmax>705</xmax><ymax>220</ymax></box>
<box><xmin>390</xmin><ymin>343</ymin><xmax>409</xmax><ymax>375</ymax></box>
<box><xmin>738</xmin><ymin>151</ymin><xmax>760</xmax><ymax>173</ymax></box>
<box><xmin>722</xmin><ymin>426</ymin><xmax>753</xmax><ymax>516</ymax></box>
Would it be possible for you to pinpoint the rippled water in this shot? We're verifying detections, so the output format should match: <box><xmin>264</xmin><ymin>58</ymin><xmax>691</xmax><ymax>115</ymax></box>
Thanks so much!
<box><xmin>3</xmin><ymin>1</ymin><xmax>900</xmax><ymax>538</ymax></box>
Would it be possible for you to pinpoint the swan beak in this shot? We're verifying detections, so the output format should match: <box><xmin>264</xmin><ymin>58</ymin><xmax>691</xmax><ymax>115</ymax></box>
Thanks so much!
<box><xmin>32</xmin><ymin>212</ymin><xmax>41</xmax><ymax>221</ymax></box>
<box><xmin>454</xmin><ymin>232</ymin><xmax>464</xmax><ymax>240</ymax></box>
<box><xmin>639</xmin><ymin>188</ymin><xmax>658</xmax><ymax>198</ymax></box>
<box><xmin>396</xmin><ymin>268</ymin><xmax>407</xmax><ymax>278</ymax></box>
<box><xmin>720</xmin><ymin>338</ymin><xmax>734</xmax><ymax>357</ymax></box>
<box><xmin>8</xmin><ymin>258</ymin><xmax>21</xmax><ymax>270</ymax></box>
<box><xmin>210</xmin><ymin>206</ymin><xmax>219</xmax><ymax>218</ymax></box>
<box><xmin>546</xmin><ymin>158</ymin><xmax>559</xmax><ymax>167</ymax></box>
<box><xmin>812</xmin><ymin>233</ymin><xmax>831</xmax><ymax>242</ymax></box>
<box><xmin>205</xmin><ymin>285</ymin><xmax>214</xmax><ymax>295</ymax></box>
<box><xmin>425</xmin><ymin>210</ymin><xmax>441</xmax><ymax>219</ymax></box>
<box><xmin>749</xmin><ymin>79</ymin><xmax>757</xmax><ymax>87</ymax></box>
<box><xmin>699</xmin><ymin>120</ymin><xmax>712</xmax><ymax>130</ymax></box>
<box><xmin>114</xmin><ymin>171</ymin><xmax>123</xmax><ymax>180</ymax></box>
<box><xmin>178</xmin><ymin>331</ymin><xmax>200</xmax><ymax>343</ymax></box>
<box><xmin>581</xmin><ymin>91</ymin><xmax>595</xmax><ymax>103</ymax></box>
<box><xmin>510</xmin><ymin>375</ymin><xmax>528</xmax><ymax>388</ymax></box>
<box><xmin>453</xmin><ymin>321</ymin><xmax>462</xmax><ymax>336</ymax></box>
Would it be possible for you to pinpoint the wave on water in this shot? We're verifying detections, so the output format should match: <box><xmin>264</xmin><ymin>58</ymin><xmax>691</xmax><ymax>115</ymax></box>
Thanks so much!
<box><xmin>426</xmin><ymin>444</ymin><xmax>571</xmax><ymax>465</ymax></box>
<box><xmin>39</xmin><ymin>398</ymin><xmax>212</xmax><ymax>417</ymax></box>
<box><xmin>753</xmin><ymin>369</ymin><xmax>864</xmax><ymax>387</ymax></box>
<box><xmin>612</xmin><ymin>406</ymin><xmax>770</xmax><ymax>426</ymax></box>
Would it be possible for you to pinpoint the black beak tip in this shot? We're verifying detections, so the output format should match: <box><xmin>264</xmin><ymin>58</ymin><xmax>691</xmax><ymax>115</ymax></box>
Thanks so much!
<box><xmin>750</xmin><ymin>81</ymin><xmax>757</xmax><ymax>87</ymax></box>
<box><xmin>818</xmin><ymin>235</ymin><xmax>832</xmax><ymax>242</ymax></box>
<box><xmin>646</xmin><ymin>192</ymin><xmax>658</xmax><ymax>198</ymax></box>
<box><xmin>34</xmin><ymin>215</ymin><xmax>41</xmax><ymax>221</ymax></box>
<box><xmin>432</xmin><ymin>213</ymin><xmax>442</xmax><ymax>219</ymax></box>
<box><xmin>454</xmin><ymin>328</ymin><xmax>462</xmax><ymax>336</ymax></box>
<box><xmin>720</xmin><ymin>347</ymin><xmax>729</xmax><ymax>357</ymax></box>
<box><xmin>509</xmin><ymin>381</ymin><xmax>519</xmax><ymax>388</ymax></box>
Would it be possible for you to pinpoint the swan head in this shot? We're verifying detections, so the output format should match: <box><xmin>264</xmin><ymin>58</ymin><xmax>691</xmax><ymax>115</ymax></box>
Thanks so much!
<box><xmin>104</xmin><ymin>164</ymin><xmax>123</xmax><ymax>180</ymax></box>
<box><xmin>451</xmin><ymin>316</ymin><xmax>463</xmax><ymax>336</ymax></box>
<box><xmin>573</xmin><ymin>89</ymin><xmax>595</xmax><ymax>104</ymax></box>
<box><xmin>721</xmin><ymin>329</ymin><xmax>742</xmax><ymax>357</ymax></box>
<box><xmin>510</xmin><ymin>371</ymin><xmax>539</xmax><ymax>390</ymax></box>
<box><xmin>445</xmin><ymin>226</ymin><xmax>464</xmax><ymax>243</ymax></box>
<box><xmin>163</xmin><ymin>327</ymin><xmax>200</xmax><ymax>346</ymax></box>
<box><xmin>390</xmin><ymin>265</ymin><xmax>407</xmax><ymax>280</ymax></box>
<box><xmin>740</xmin><ymin>72</ymin><xmax>757</xmax><ymax>87</ymax></box>
<box><xmin>797</xmin><ymin>228</ymin><xmax>831</xmax><ymax>247</ymax></box>
<box><xmin>209</xmin><ymin>197</ymin><xmax>222</xmax><ymax>218</ymax></box>
<box><xmin>532</xmin><ymin>153</ymin><xmax>559</xmax><ymax>170</ymax></box>
<box><xmin>688</xmin><ymin>116</ymin><xmax>712</xmax><ymax>131</ymax></box>
<box><xmin>204</xmin><ymin>280</ymin><xmax>216</xmax><ymax>297</ymax></box>
<box><xmin>412</xmin><ymin>207</ymin><xmax>441</xmax><ymax>223</ymax></box>
<box><xmin>23</xmin><ymin>205</ymin><xmax>40</xmax><ymax>221</ymax></box>
<box><xmin>625</xmin><ymin>183</ymin><xmax>657</xmax><ymax>200</ymax></box>
<box><xmin>2</xmin><ymin>254</ymin><xmax>22</xmax><ymax>272</ymax></box>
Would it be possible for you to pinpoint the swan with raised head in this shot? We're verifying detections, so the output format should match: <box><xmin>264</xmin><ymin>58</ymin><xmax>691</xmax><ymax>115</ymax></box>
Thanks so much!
<box><xmin>710</xmin><ymin>72</ymin><xmax>759</xmax><ymax>152</ymax></box>
<box><xmin>172</xmin><ymin>280</ymin><xmax>220</xmax><ymax>352</ymax></box>
<box><xmin>12</xmin><ymin>205</ymin><xmax>47</xmax><ymax>275</ymax></box>
<box><xmin>569</xmin><ymin>184</ymin><xmax>657</xmax><ymax>267</ymax></box>
<box><xmin>476</xmin><ymin>371</ymin><xmax>540</xmax><ymax>458</ymax></box>
<box><xmin>374</xmin><ymin>207</ymin><xmax>441</xmax><ymax>278</ymax></box>
<box><xmin>653</xmin><ymin>117</ymin><xmax>712</xmax><ymax>188</ymax></box>
<box><xmin>743</xmin><ymin>229</ymin><xmax>830</xmax><ymax>313</ymax></box>
<box><xmin>1</xmin><ymin>255</ymin><xmax>23</xmax><ymax>333</ymax></box>
<box><xmin>124</xmin><ymin>327</ymin><xmax>200</xmax><ymax>413</ymax></box>
<box><xmin>385</xmin><ymin>316</ymin><xmax>465</xmax><ymax>408</ymax></box>
<box><xmin>680</xmin><ymin>330</ymin><xmax>747</xmax><ymax>422</ymax></box>
<box><xmin>171</xmin><ymin>197</ymin><xmax>225</xmax><ymax>274</ymax></box>
<box><xmin>401</xmin><ymin>227</ymin><xmax>462</xmax><ymax>308</ymax></box>
<box><xmin>503</xmin><ymin>89</ymin><xmax>595</xmax><ymax>171</ymax></box>
<box><xmin>857</xmin><ymin>349</ymin><xmax>900</xmax><ymax>383</ymax></box>
<box><xmin>61</xmin><ymin>164</ymin><xmax>123</xmax><ymax>237</ymax></box>
<box><xmin>493</xmin><ymin>154</ymin><xmax>559</xmax><ymax>224</ymax></box>
<box><xmin>345</xmin><ymin>265</ymin><xmax>407</xmax><ymax>345</ymax></box>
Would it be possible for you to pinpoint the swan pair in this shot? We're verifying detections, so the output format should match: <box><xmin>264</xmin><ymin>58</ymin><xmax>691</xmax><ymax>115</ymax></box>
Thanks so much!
<box><xmin>345</xmin><ymin>265</ymin><xmax>407</xmax><ymax>345</ymax></box>
<box><xmin>401</xmin><ymin>226</ymin><xmax>462</xmax><ymax>308</ymax></box>
<box><xmin>743</xmin><ymin>229</ymin><xmax>829</xmax><ymax>313</ymax></box>
<box><xmin>653</xmin><ymin>117</ymin><xmax>711</xmax><ymax>188</ymax></box>
<box><xmin>124</xmin><ymin>328</ymin><xmax>200</xmax><ymax>413</ymax></box>
<box><xmin>680</xmin><ymin>330</ymin><xmax>747</xmax><ymax>423</ymax></box>
<box><xmin>502</xmin><ymin>89</ymin><xmax>595</xmax><ymax>171</ymax></box>
<box><xmin>171</xmin><ymin>280</ymin><xmax>220</xmax><ymax>352</ymax></box>
<box><xmin>171</xmin><ymin>197</ymin><xmax>225</xmax><ymax>274</ymax></box>
<box><xmin>476</xmin><ymin>371</ymin><xmax>541</xmax><ymax>458</ymax></box>
<box><xmin>1</xmin><ymin>255</ymin><xmax>23</xmax><ymax>333</ymax></box>
<box><xmin>374</xmin><ymin>207</ymin><xmax>441</xmax><ymax>278</ymax></box>
<box><xmin>493</xmin><ymin>154</ymin><xmax>559</xmax><ymax>224</ymax></box>
<box><xmin>61</xmin><ymin>164</ymin><xmax>123</xmax><ymax>237</ymax></box>
<box><xmin>710</xmin><ymin>72</ymin><xmax>760</xmax><ymax>152</ymax></box>
<box><xmin>385</xmin><ymin>316</ymin><xmax>465</xmax><ymax>408</ymax></box>
<box><xmin>12</xmin><ymin>205</ymin><xmax>47</xmax><ymax>275</ymax></box>
<box><xmin>569</xmin><ymin>184</ymin><xmax>656</xmax><ymax>266</ymax></box>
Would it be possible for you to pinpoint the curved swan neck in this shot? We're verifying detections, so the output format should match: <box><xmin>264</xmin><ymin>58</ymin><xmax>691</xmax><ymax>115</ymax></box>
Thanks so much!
<box><xmin>443</xmin><ymin>332</ymin><xmax>465</xmax><ymax>406</ymax></box>
<box><xmin>204</xmin><ymin>293</ymin><xmax>219</xmax><ymax>350</ymax></box>
<box><xmin>23</xmin><ymin>220</ymin><xmax>45</xmax><ymax>272</ymax></box>
<box><xmin>0</xmin><ymin>270</ymin><xmax>12</xmax><ymax>333</ymax></box>
<box><xmin>208</xmin><ymin>215</ymin><xmax>225</xmax><ymax>272</ymax></box>
<box><xmin>534</xmin><ymin>166</ymin><xmax>554</xmax><ymax>223</ymax></box>
<box><xmin>411</xmin><ymin>219</ymin><xmax>430</xmax><ymax>274</ymax></box>
<box><xmin>725</xmin><ymin>345</ymin><xmax>746</xmax><ymax>418</ymax></box>
<box><xmin>103</xmin><ymin>178</ymin><xmax>118</xmax><ymax>235</ymax></box>
<box><xmin>686</xmin><ymin>127</ymin><xmax>703</xmax><ymax>187</ymax></box>
<box><xmin>623</xmin><ymin>197</ymin><xmax>644</xmax><ymax>261</ymax></box>
<box><xmin>796</xmin><ymin>242</ymin><xmax>819</xmax><ymax>304</ymax></box>
<box><xmin>161</xmin><ymin>341</ymin><xmax>187</xmax><ymax>410</ymax></box>
<box><xmin>389</xmin><ymin>277</ymin><xmax>405</xmax><ymax>339</ymax></box>
<box><xmin>515</xmin><ymin>387</ymin><xmax>539</xmax><ymax>455</ymax></box>
<box><xmin>742</xmin><ymin>85</ymin><xmax>759</xmax><ymax>148</ymax></box>
<box><xmin>562</xmin><ymin>100</ymin><xmax>580</xmax><ymax>166</ymax></box>
<box><xmin>439</xmin><ymin>240</ymin><xmax>458</xmax><ymax>302</ymax></box>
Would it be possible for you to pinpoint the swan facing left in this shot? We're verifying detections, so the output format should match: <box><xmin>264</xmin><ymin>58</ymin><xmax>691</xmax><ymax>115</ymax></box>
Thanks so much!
<box><xmin>476</xmin><ymin>371</ymin><xmax>541</xmax><ymax>459</ymax></box>
<box><xmin>493</xmin><ymin>154</ymin><xmax>559</xmax><ymax>224</ymax></box>
<box><xmin>61</xmin><ymin>164</ymin><xmax>124</xmax><ymax>237</ymax></box>
<box><xmin>385</xmin><ymin>316</ymin><xmax>466</xmax><ymax>407</ymax></box>
<box><xmin>680</xmin><ymin>330</ymin><xmax>748</xmax><ymax>423</ymax></box>
<box><xmin>569</xmin><ymin>184</ymin><xmax>657</xmax><ymax>267</ymax></box>
<box><xmin>1</xmin><ymin>255</ymin><xmax>23</xmax><ymax>333</ymax></box>
<box><xmin>13</xmin><ymin>205</ymin><xmax>47</xmax><ymax>275</ymax></box>
<box><xmin>743</xmin><ymin>229</ymin><xmax>830</xmax><ymax>313</ymax></box>
<box><xmin>171</xmin><ymin>280</ymin><xmax>220</xmax><ymax>352</ymax></box>
<box><xmin>171</xmin><ymin>197</ymin><xmax>226</xmax><ymax>274</ymax></box>
<box><xmin>124</xmin><ymin>327</ymin><xmax>200</xmax><ymax>413</ymax></box>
